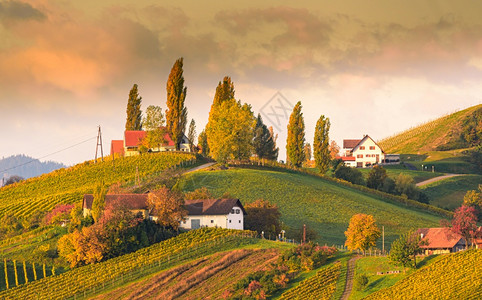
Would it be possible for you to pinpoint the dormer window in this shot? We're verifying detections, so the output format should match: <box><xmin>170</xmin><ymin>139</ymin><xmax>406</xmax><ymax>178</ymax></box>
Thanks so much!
<box><xmin>231</xmin><ymin>209</ymin><xmax>235</xmax><ymax>214</ymax></box>
<box><xmin>235</xmin><ymin>209</ymin><xmax>240</xmax><ymax>214</ymax></box>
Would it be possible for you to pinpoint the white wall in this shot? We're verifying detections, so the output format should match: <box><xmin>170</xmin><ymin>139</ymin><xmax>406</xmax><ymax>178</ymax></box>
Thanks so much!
<box><xmin>227</xmin><ymin>206</ymin><xmax>244</xmax><ymax>230</ymax></box>
<box><xmin>352</xmin><ymin>138</ymin><xmax>384</xmax><ymax>168</ymax></box>
<box><xmin>179</xmin><ymin>206</ymin><xmax>244</xmax><ymax>230</ymax></box>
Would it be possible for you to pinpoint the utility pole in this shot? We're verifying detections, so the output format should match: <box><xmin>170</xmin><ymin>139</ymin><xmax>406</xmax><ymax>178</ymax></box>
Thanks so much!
<box><xmin>303</xmin><ymin>224</ymin><xmax>306</xmax><ymax>244</ymax></box>
<box><xmin>95</xmin><ymin>126</ymin><xmax>104</xmax><ymax>163</ymax></box>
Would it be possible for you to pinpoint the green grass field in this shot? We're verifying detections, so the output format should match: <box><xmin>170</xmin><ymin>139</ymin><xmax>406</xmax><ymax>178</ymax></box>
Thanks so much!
<box><xmin>420</xmin><ymin>174</ymin><xmax>482</xmax><ymax>210</ymax></box>
<box><xmin>357</xmin><ymin>166</ymin><xmax>443</xmax><ymax>184</ymax></box>
<box><xmin>178</xmin><ymin>168</ymin><xmax>441</xmax><ymax>246</ymax></box>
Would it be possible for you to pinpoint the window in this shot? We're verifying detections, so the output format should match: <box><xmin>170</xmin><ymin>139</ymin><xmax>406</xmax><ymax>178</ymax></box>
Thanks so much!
<box><xmin>239</xmin><ymin>220</ymin><xmax>241</xmax><ymax>223</ymax></box>
<box><xmin>360</xmin><ymin>146</ymin><xmax>365</xmax><ymax>150</ymax></box>
<box><xmin>231</xmin><ymin>209</ymin><xmax>235</xmax><ymax>214</ymax></box>
<box><xmin>183</xmin><ymin>220</ymin><xmax>186</xmax><ymax>224</ymax></box>
<box><xmin>210</xmin><ymin>220</ymin><xmax>214</xmax><ymax>223</ymax></box>
<box><xmin>370</xmin><ymin>146</ymin><xmax>375</xmax><ymax>150</ymax></box>
<box><xmin>235</xmin><ymin>209</ymin><xmax>240</xmax><ymax>214</ymax></box>
<box><xmin>357</xmin><ymin>154</ymin><xmax>363</xmax><ymax>158</ymax></box>
<box><xmin>229</xmin><ymin>220</ymin><xmax>232</xmax><ymax>223</ymax></box>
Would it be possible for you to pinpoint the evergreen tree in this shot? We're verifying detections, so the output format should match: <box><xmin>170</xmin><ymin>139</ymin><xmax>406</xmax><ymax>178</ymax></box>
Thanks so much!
<box><xmin>125</xmin><ymin>84</ymin><xmax>142</xmax><ymax>131</ymax></box>
<box><xmin>313</xmin><ymin>115</ymin><xmax>331</xmax><ymax>173</ymax></box>
<box><xmin>187</xmin><ymin>119</ymin><xmax>196</xmax><ymax>152</ymax></box>
<box><xmin>286</xmin><ymin>101</ymin><xmax>305</xmax><ymax>167</ymax></box>
<box><xmin>166</xmin><ymin>58</ymin><xmax>188</xmax><ymax>150</ymax></box>
<box><xmin>198</xmin><ymin>130</ymin><xmax>209</xmax><ymax>156</ymax></box>
<box><xmin>253</xmin><ymin>114</ymin><xmax>278</xmax><ymax>160</ymax></box>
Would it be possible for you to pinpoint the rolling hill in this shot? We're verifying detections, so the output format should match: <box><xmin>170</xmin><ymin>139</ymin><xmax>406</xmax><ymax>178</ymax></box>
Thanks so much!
<box><xmin>178</xmin><ymin>168</ymin><xmax>443</xmax><ymax>246</ymax></box>
<box><xmin>379</xmin><ymin>104</ymin><xmax>482</xmax><ymax>154</ymax></box>
<box><xmin>0</xmin><ymin>154</ymin><xmax>66</xmax><ymax>182</ymax></box>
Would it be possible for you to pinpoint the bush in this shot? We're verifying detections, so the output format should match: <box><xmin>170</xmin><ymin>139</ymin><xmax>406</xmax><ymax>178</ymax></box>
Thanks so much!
<box><xmin>354</xmin><ymin>274</ymin><xmax>369</xmax><ymax>291</ymax></box>
<box><xmin>334</xmin><ymin>165</ymin><xmax>365</xmax><ymax>185</ymax></box>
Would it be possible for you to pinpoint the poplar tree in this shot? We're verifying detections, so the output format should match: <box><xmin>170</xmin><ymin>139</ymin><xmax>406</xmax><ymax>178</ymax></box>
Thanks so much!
<box><xmin>253</xmin><ymin>114</ymin><xmax>278</xmax><ymax>160</ymax></box>
<box><xmin>198</xmin><ymin>130</ymin><xmax>209</xmax><ymax>156</ymax></box>
<box><xmin>187</xmin><ymin>119</ymin><xmax>196</xmax><ymax>152</ymax></box>
<box><xmin>286</xmin><ymin>101</ymin><xmax>305</xmax><ymax>167</ymax></box>
<box><xmin>125</xmin><ymin>84</ymin><xmax>142</xmax><ymax>131</ymax></box>
<box><xmin>166</xmin><ymin>58</ymin><xmax>188</xmax><ymax>150</ymax></box>
<box><xmin>313</xmin><ymin>115</ymin><xmax>331</xmax><ymax>173</ymax></box>
<box><xmin>91</xmin><ymin>182</ymin><xmax>106</xmax><ymax>223</ymax></box>
<box><xmin>213</xmin><ymin>76</ymin><xmax>235</xmax><ymax>106</ymax></box>
<box><xmin>142</xmin><ymin>105</ymin><xmax>166</xmax><ymax>151</ymax></box>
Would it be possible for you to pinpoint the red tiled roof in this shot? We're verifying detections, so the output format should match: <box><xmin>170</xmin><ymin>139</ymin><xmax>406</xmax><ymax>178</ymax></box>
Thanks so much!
<box><xmin>124</xmin><ymin>131</ymin><xmax>146</xmax><ymax>147</ymax></box>
<box><xmin>343</xmin><ymin>139</ymin><xmax>361</xmax><ymax>149</ymax></box>
<box><xmin>184</xmin><ymin>199</ymin><xmax>246</xmax><ymax>216</ymax></box>
<box><xmin>83</xmin><ymin>194</ymin><xmax>149</xmax><ymax>210</ymax></box>
<box><xmin>417</xmin><ymin>228</ymin><xmax>465</xmax><ymax>249</ymax></box>
<box><xmin>110</xmin><ymin>140</ymin><xmax>124</xmax><ymax>156</ymax></box>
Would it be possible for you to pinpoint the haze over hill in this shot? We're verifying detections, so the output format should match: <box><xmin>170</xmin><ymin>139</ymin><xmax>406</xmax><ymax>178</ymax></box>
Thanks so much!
<box><xmin>0</xmin><ymin>154</ymin><xmax>66</xmax><ymax>182</ymax></box>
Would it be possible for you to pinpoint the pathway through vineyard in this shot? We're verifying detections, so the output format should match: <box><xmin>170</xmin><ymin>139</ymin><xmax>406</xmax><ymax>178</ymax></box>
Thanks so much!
<box><xmin>341</xmin><ymin>256</ymin><xmax>361</xmax><ymax>300</ymax></box>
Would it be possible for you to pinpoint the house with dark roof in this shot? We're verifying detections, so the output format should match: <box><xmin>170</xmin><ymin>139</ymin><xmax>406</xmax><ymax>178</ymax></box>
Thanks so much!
<box><xmin>82</xmin><ymin>194</ymin><xmax>246</xmax><ymax>230</ymax></box>
<box><xmin>110</xmin><ymin>128</ymin><xmax>191</xmax><ymax>157</ymax></box>
<box><xmin>340</xmin><ymin>135</ymin><xmax>398</xmax><ymax>168</ymax></box>
<box><xmin>417</xmin><ymin>228</ymin><xmax>466</xmax><ymax>255</ymax></box>
<box><xmin>180</xmin><ymin>199</ymin><xmax>246</xmax><ymax>230</ymax></box>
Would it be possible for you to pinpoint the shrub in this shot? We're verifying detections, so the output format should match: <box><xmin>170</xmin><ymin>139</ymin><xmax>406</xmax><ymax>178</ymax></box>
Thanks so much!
<box><xmin>354</xmin><ymin>274</ymin><xmax>369</xmax><ymax>291</ymax></box>
<box><xmin>334</xmin><ymin>165</ymin><xmax>365</xmax><ymax>185</ymax></box>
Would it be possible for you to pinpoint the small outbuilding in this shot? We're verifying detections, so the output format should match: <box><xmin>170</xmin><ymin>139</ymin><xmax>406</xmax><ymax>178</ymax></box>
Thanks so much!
<box><xmin>417</xmin><ymin>228</ymin><xmax>466</xmax><ymax>255</ymax></box>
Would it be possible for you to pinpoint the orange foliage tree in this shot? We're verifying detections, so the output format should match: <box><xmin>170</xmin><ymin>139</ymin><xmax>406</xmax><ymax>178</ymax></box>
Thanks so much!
<box><xmin>148</xmin><ymin>188</ymin><xmax>187</xmax><ymax>230</ymax></box>
<box><xmin>344</xmin><ymin>214</ymin><xmax>381</xmax><ymax>253</ymax></box>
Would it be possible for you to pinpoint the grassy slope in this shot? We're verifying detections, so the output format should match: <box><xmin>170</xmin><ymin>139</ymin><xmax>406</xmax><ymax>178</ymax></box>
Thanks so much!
<box><xmin>379</xmin><ymin>104</ymin><xmax>482</xmax><ymax>154</ymax></box>
<box><xmin>420</xmin><ymin>174</ymin><xmax>482</xmax><ymax>210</ymax></box>
<box><xmin>357</xmin><ymin>165</ymin><xmax>443</xmax><ymax>184</ymax></box>
<box><xmin>178</xmin><ymin>168</ymin><xmax>441</xmax><ymax>246</ymax></box>
<box><xmin>0</xmin><ymin>152</ymin><xmax>197</xmax><ymax>219</ymax></box>
<box><xmin>363</xmin><ymin>250</ymin><xmax>482</xmax><ymax>299</ymax></box>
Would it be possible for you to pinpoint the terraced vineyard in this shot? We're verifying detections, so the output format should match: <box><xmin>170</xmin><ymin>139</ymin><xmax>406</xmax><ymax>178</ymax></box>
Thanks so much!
<box><xmin>364</xmin><ymin>250</ymin><xmax>482</xmax><ymax>299</ymax></box>
<box><xmin>0</xmin><ymin>228</ymin><xmax>257</xmax><ymax>299</ymax></box>
<box><xmin>0</xmin><ymin>152</ymin><xmax>196</xmax><ymax>219</ymax></box>
<box><xmin>279</xmin><ymin>262</ymin><xmax>341</xmax><ymax>300</ymax></box>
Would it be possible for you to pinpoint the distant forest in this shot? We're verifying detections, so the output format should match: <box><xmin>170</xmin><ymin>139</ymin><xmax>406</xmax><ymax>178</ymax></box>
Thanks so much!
<box><xmin>0</xmin><ymin>154</ymin><xmax>66</xmax><ymax>182</ymax></box>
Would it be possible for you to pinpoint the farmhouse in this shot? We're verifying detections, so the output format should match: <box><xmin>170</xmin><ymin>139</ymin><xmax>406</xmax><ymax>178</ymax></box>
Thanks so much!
<box><xmin>82</xmin><ymin>194</ymin><xmax>245</xmax><ymax>230</ymax></box>
<box><xmin>339</xmin><ymin>135</ymin><xmax>399</xmax><ymax>168</ymax></box>
<box><xmin>417</xmin><ymin>228</ymin><xmax>466</xmax><ymax>255</ymax></box>
<box><xmin>111</xmin><ymin>128</ymin><xmax>191</xmax><ymax>157</ymax></box>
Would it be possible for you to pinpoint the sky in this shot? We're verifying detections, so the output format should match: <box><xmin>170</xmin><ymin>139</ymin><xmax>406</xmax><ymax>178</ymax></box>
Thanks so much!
<box><xmin>1</xmin><ymin>0</ymin><xmax>482</xmax><ymax>166</ymax></box>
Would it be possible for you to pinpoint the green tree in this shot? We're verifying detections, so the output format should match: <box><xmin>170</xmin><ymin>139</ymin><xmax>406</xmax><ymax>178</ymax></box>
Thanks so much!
<box><xmin>389</xmin><ymin>230</ymin><xmax>425</xmax><ymax>268</ymax></box>
<box><xmin>91</xmin><ymin>182</ymin><xmax>106</xmax><ymax>223</ymax></box>
<box><xmin>286</xmin><ymin>101</ymin><xmax>305</xmax><ymax>167</ymax></box>
<box><xmin>313</xmin><ymin>115</ymin><xmax>331</xmax><ymax>173</ymax></box>
<box><xmin>198</xmin><ymin>129</ymin><xmax>209</xmax><ymax>156</ymax></box>
<box><xmin>334</xmin><ymin>164</ymin><xmax>365</xmax><ymax>185</ymax></box>
<box><xmin>344</xmin><ymin>214</ymin><xmax>381</xmax><ymax>253</ymax></box>
<box><xmin>125</xmin><ymin>84</ymin><xmax>142</xmax><ymax>131</ymax></box>
<box><xmin>142</xmin><ymin>105</ymin><xmax>166</xmax><ymax>151</ymax></box>
<box><xmin>463</xmin><ymin>185</ymin><xmax>482</xmax><ymax>219</ymax></box>
<box><xmin>367</xmin><ymin>165</ymin><xmax>388</xmax><ymax>190</ymax></box>
<box><xmin>304</xmin><ymin>143</ymin><xmax>312</xmax><ymax>162</ymax></box>
<box><xmin>166</xmin><ymin>58</ymin><xmax>188</xmax><ymax>150</ymax></box>
<box><xmin>187</xmin><ymin>119</ymin><xmax>196</xmax><ymax>152</ymax></box>
<box><xmin>395</xmin><ymin>173</ymin><xmax>419</xmax><ymax>199</ymax></box>
<box><xmin>206</xmin><ymin>98</ymin><xmax>255</xmax><ymax>162</ymax></box>
<box><xmin>213</xmin><ymin>76</ymin><xmax>235</xmax><ymax>106</ymax></box>
<box><xmin>253</xmin><ymin>114</ymin><xmax>278</xmax><ymax>160</ymax></box>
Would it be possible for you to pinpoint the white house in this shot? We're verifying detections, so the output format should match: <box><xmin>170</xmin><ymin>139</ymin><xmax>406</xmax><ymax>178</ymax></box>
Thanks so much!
<box><xmin>180</xmin><ymin>199</ymin><xmax>246</xmax><ymax>230</ymax></box>
<box><xmin>341</xmin><ymin>135</ymin><xmax>385</xmax><ymax>168</ymax></box>
<box><xmin>110</xmin><ymin>128</ymin><xmax>191</xmax><ymax>157</ymax></box>
<box><xmin>82</xmin><ymin>194</ymin><xmax>246</xmax><ymax>230</ymax></box>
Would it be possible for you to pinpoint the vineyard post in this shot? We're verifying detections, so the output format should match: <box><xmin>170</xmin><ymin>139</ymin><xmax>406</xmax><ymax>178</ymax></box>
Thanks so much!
<box><xmin>23</xmin><ymin>261</ymin><xmax>28</xmax><ymax>283</ymax></box>
<box><xmin>4</xmin><ymin>258</ymin><xmax>8</xmax><ymax>289</ymax></box>
<box><xmin>33</xmin><ymin>262</ymin><xmax>37</xmax><ymax>281</ymax></box>
<box><xmin>14</xmin><ymin>260</ymin><xmax>18</xmax><ymax>286</ymax></box>
<box><xmin>42</xmin><ymin>264</ymin><xmax>46</xmax><ymax>279</ymax></box>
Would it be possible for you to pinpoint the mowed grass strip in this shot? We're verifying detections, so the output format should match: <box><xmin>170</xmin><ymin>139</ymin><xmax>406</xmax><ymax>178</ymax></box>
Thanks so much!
<box><xmin>178</xmin><ymin>168</ymin><xmax>441</xmax><ymax>246</ymax></box>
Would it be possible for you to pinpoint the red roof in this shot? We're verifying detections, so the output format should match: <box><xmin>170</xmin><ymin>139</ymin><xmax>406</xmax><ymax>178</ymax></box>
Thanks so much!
<box><xmin>343</xmin><ymin>139</ymin><xmax>361</xmax><ymax>149</ymax></box>
<box><xmin>124</xmin><ymin>131</ymin><xmax>146</xmax><ymax>147</ymax></box>
<box><xmin>110</xmin><ymin>140</ymin><xmax>124</xmax><ymax>156</ymax></box>
<box><xmin>417</xmin><ymin>228</ymin><xmax>465</xmax><ymax>249</ymax></box>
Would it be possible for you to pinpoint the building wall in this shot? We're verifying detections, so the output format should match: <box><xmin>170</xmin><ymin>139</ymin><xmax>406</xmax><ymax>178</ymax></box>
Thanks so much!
<box><xmin>227</xmin><ymin>206</ymin><xmax>244</xmax><ymax>230</ymax></box>
<box><xmin>352</xmin><ymin>138</ymin><xmax>385</xmax><ymax>168</ymax></box>
<box><xmin>179</xmin><ymin>206</ymin><xmax>244</xmax><ymax>230</ymax></box>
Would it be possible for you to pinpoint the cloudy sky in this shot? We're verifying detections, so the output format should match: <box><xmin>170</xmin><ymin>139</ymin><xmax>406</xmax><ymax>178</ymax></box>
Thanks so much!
<box><xmin>1</xmin><ymin>0</ymin><xmax>482</xmax><ymax>166</ymax></box>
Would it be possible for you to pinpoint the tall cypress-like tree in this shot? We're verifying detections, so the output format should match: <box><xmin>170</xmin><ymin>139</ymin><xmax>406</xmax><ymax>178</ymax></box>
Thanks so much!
<box><xmin>286</xmin><ymin>101</ymin><xmax>305</xmax><ymax>167</ymax></box>
<box><xmin>187</xmin><ymin>119</ymin><xmax>196</xmax><ymax>152</ymax></box>
<box><xmin>213</xmin><ymin>76</ymin><xmax>235</xmax><ymax>106</ymax></box>
<box><xmin>253</xmin><ymin>114</ymin><xmax>278</xmax><ymax>160</ymax></box>
<box><xmin>166</xmin><ymin>58</ymin><xmax>188</xmax><ymax>150</ymax></box>
<box><xmin>125</xmin><ymin>84</ymin><xmax>143</xmax><ymax>131</ymax></box>
<box><xmin>198</xmin><ymin>130</ymin><xmax>209</xmax><ymax>156</ymax></box>
<box><xmin>313</xmin><ymin>115</ymin><xmax>331</xmax><ymax>173</ymax></box>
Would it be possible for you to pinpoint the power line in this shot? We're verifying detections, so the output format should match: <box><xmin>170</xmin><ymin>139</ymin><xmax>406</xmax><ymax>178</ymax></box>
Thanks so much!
<box><xmin>0</xmin><ymin>136</ymin><xmax>97</xmax><ymax>174</ymax></box>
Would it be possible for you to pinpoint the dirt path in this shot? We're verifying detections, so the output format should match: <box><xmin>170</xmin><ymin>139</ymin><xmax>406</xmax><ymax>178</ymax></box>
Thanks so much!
<box><xmin>340</xmin><ymin>256</ymin><xmax>360</xmax><ymax>300</ymax></box>
<box><xmin>416</xmin><ymin>173</ymin><xmax>463</xmax><ymax>187</ymax></box>
<box><xmin>184</xmin><ymin>162</ymin><xmax>215</xmax><ymax>174</ymax></box>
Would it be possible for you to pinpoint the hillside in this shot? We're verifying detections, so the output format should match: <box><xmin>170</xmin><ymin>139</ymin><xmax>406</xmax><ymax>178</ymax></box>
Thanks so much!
<box><xmin>0</xmin><ymin>154</ymin><xmax>65</xmax><ymax>182</ymax></box>
<box><xmin>363</xmin><ymin>249</ymin><xmax>482</xmax><ymax>299</ymax></box>
<box><xmin>379</xmin><ymin>104</ymin><xmax>482</xmax><ymax>154</ymax></box>
<box><xmin>178</xmin><ymin>168</ymin><xmax>442</xmax><ymax>246</ymax></box>
<box><xmin>0</xmin><ymin>152</ymin><xmax>197</xmax><ymax>220</ymax></box>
